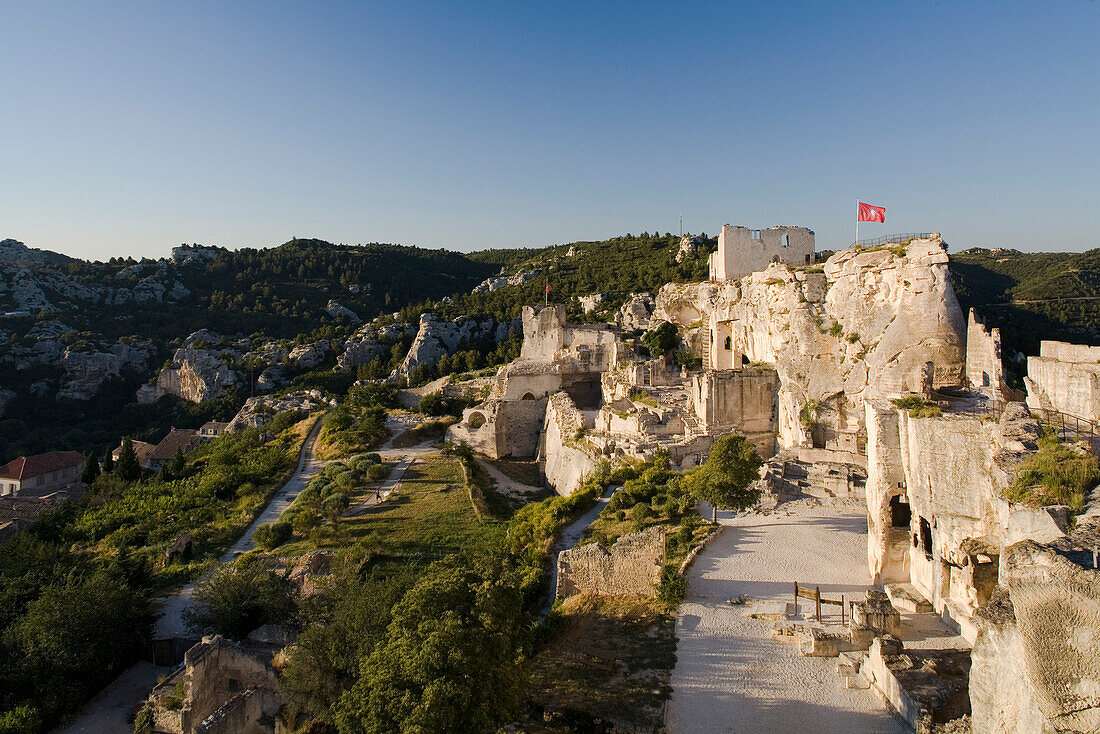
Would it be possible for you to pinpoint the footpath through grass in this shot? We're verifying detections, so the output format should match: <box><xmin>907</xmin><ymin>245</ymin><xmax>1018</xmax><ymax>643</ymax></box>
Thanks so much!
<box><xmin>278</xmin><ymin>454</ymin><xmax>507</xmax><ymax>560</ymax></box>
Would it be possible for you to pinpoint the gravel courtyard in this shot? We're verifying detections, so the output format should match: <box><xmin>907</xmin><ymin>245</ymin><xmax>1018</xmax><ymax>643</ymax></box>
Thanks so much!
<box><xmin>666</xmin><ymin>500</ymin><xmax>908</xmax><ymax>734</ymax></box>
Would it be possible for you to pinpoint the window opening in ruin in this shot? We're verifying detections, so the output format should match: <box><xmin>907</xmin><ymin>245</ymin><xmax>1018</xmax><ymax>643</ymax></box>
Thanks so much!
<box><xmin>468</xmin><ymin>412</ymin><xmax>486</xmax><ymax>429</ymax></box>
<box><xmin>228</xmin><ymin>678</ymin><xmax>240</xmax><ymax>692</ymax></box>
<box><xmin>724</xmin><ymin>336</ymin><xmax>732</xmax><ymax>351</ymax></box>
<box><xmin>919</xmin><ymin>517</ymin><xmax>933</xmax><ymax>558</ymax></box>
<box><xmin>741</xmin><ymin>354</ymin><xmax>750</xmax><ymax>365</ymax></box>
<box><xmin>751</xmin><ymin>229</ymin><xmax>761</xmax><ymax>239</ymax></box>
<box><xmin>521</xmin><ymin>392</ymin><xmax>536</xmax><ymax>400</ymax></box>
<box><xmin>805</xmin><ymin>254</ymin><xmax>811</xmax><ymax>264</ymax></box>
<box><xmin>890</xmin><ymin>495</ymin><xmax>912</xmax><ymax>528</ymax></box>
<box><xmin>781</xmin><ymin>234</ymin><xmax>790</xmax><ymax>248</ymax></box>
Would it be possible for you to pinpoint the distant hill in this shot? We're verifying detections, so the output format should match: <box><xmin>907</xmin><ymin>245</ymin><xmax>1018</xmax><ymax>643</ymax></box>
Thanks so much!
<box><xmin>949</xmin><ymin>247</ymin><xmax>1100</xmax><ymax>364</ymax></box>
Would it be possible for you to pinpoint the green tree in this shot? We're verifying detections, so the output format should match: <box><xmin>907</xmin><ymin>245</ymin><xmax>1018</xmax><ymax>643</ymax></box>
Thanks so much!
<box><xmin>0</xmin><ymin>704</ymin><xmax>41</xmax><ymax>734</ymax></box>
<box><xmin>182</xmin><ymin>556</ymin><xmax>297</xmax><ymax>640</ymax></box>
<box><xmin>115</xmin><ymin>439</ymin><xmax>142</xmax><ymax>482</ymax></box>
<box><xmin>81</xmin><ymin>452</ymin><xmax>100</xmax><ymax>485</ymax></box>
<box><xmin>683</xmin><ymin>434</ymin><xmax>763</xmax><ymax>522</ymax></box>
<box><xmin>101</xmin><ymin>447</ymin><xmax>114</xmax><ymax>473</ymax></box>
<box><xmin>169</xmin><ymin>448</ymin><xmax>186</xmax><ymax>479</ymax></box>
<box><xmin>642</xmin><ymin>321</ymin><xmax>679</xmax><ymax>356</ymax></box>
<box><xmin>333</xmin><ymin>556</ymin><xmax>527</xmax><ymax>734</ymax></box>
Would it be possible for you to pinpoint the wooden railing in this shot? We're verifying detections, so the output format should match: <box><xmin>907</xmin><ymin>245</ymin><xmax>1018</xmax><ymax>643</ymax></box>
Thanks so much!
<box><xmin>794</xmin><ymin>581</ymin><xmax>847</xmax><ymax>624</ymax></box>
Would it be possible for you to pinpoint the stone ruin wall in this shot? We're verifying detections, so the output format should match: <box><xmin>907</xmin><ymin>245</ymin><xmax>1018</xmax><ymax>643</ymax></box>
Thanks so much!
<box><xmin>689</xmin><ymin>367</ymin><xmax>777</xmax><ymax>457</ymax></box>
<box><xmin>556</xmin><ymin>526</ymin><xmax>666</xmax><ymax>598</ymax></box>
<box><xmin>657</xmin><ymin>236</ymin><xmax>967</xmax><ymax>453</ymax></box>
<box><xmin>540</xmin><ymin>391</ymin><xmax>601</xmax><ymax>496</ymax></box>
<box><xmin>184</xmin><ymin>637</ymin><xmax>280</xmax><ymax>729</ymax></box>
<box><xmin>966</xmin><ymin>310</ymin><xmax>1010</xmax><ymax>400</ymax></box>
<box><xmin>1025</xmin><ymin>340</ymin><xmax>1100</xmax><ymax>422</ymax></box>
<box><xmin>708</xmin><ymin>224</ymin><xmax>816</xmax><ymax>282</ymax></box>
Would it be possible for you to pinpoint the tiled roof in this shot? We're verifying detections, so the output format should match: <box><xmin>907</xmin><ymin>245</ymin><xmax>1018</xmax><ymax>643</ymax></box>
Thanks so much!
<box><xmin>149</xmin><ymin>429</ymin><xmax>202</xmax><ymax>461</ymax></box>
<box><xmin>0</xmin><ymin>451</ymin><xmax>84</xmax><ymax>481</ymax></box>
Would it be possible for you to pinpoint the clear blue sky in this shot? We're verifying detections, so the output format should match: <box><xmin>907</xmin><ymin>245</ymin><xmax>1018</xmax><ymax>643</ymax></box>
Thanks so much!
<box><xmin>1</xmin><ymin>1</ymin><xmax>1098</xmax><ymax>260</ymax></box>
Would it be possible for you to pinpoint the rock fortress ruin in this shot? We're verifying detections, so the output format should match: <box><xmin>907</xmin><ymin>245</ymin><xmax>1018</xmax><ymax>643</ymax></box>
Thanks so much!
<box><xmin>446</xmin><ymin>225</ymin><xmax>1100</xmax><ymax>733</ymax></box>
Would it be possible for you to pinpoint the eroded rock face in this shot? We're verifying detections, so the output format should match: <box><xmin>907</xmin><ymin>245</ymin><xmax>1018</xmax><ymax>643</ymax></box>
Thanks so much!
<box><xmin>472</xmin><ymin>269</ymin><xmax>541</xmax><ymax>293</ymax></box>
<box><xmin>288</xmin><ymin>341</ymin><xmax>330</xmax><ymax>369</ymax></box>
<box><xmin>971</xmin><ymin>541</ymin><xmax>1100</xmax><ymax>734</ymax></box>
<box><xmin>616</xmin><ymin>293</ymin><xmax>655</xmax><ymax>331</ymax></box>
<box><xmin>57</xmin><ymin>341</ymin><xmax>156</xmax><ymax>400</ymax></box>
<box><xmin>655</xmin><ymin>237</ymin><xmax>966</xmax><ymax>449</ymax></box>
<box><xmin>326</xmin><ymin>300</ymin><xmax>359</xmax><ymax>323</ymax></box>
<box><xmin>155</xmin><ymin>348</ymin><xmax>239</xmax><ymax>403</ymax></box>
<box><xmin>397</xmin><ymin>314</ymin><xmax>518</xmax><ymax>377</ymax></box>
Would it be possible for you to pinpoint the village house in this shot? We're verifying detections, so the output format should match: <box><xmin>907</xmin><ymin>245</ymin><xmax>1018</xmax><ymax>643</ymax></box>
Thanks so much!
<box><xmin>199</xmin><ymin>421</ymin><xmax>229</xmax><ymax>440</ymax></box>
<box><xmin>0</xmin><ymin>450</ymin><xmax>85</xmax><ymax>498</ymax></box>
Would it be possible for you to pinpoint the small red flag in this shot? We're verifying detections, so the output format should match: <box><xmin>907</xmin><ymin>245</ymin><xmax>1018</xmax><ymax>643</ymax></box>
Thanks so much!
<box><xmin>546</xmin><ymin>281</ymin><xmax>551</xmax><ymax>294</ymax></box>
<box><xmin>858</xmin><ymin>202</ymin><xmax>886</xmax><ymax>222</ymax></box>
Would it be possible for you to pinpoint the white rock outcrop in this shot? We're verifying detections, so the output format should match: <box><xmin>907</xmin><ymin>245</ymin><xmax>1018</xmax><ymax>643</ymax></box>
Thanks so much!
<box><xmin>655</xmin><ymin>236</ymin><xmax>966</xmax><ymax>449</ymax></box>
<box><xmin>326</xmin><ymin>300</ymin><xmax>360</xmax><ymax>323</ymax></box>
<box><xmin>153</xmin><ymin>348</ymin><xmax>239</xmax><ymax>403</ymax></box>
<box><xmin>288</xmin><ymin>341</ymin><xmax>330</xmax><ymax>369</ymax></box>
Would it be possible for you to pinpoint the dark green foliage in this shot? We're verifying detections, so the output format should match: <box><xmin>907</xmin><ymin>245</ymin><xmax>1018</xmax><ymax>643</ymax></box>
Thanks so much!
<box><xmin>183</xmin><ymin>556</ymin><xmax>297</xmax><ymax>640</ymax></box>
<box><xmin>133</xmin><ymin>705</ymin><xmax>154</xmax><ymax>734</ymax></box>
<box><xmin>642</xmin><ymin>321</ymin><xmax>679</xmax><ymax>356</ymax></box>
<box><xmin>81</xmin><ymin>451</ymin><xmax>100</xmax><ymax>485</ymax></box>
<box><xmin>683</xmin><ymin>435</ymin><xmax>763</xmax><ymax>521</ymax></box>
<box><xmin>0</xmin><ymin>705</ymin><xmax>41</xmax><ymax>734</ymax></box>
<box><xmin>656</xmin><ymin>566</ymin><xmax>686</xmax><ymax>608</ymax></box>
<box><xmin>254</xmin><ymin>521</ymin><xmax>293</xmax><ymax>551</ymax></box>
<box><xmin>114</xmin><ymin>438</ymin><xmax>142</xmax><ymax>482</ymax></box>
<box><xmin>332</xmin><ymin>556</ymin><xmax>527</xmax><ymax>734</ymax></box>
<box><xmin>101</xmin><ymin>447</ymin><xmax>113</xmax><ymax>473</ymax></box>
<box><xmin>347</xmin><ymin>384</ymin><xmax>398</xmax><ymax>410</ymax></box>
<box><xmin>0</xmin><ymin>571</ymin><xmax>153</xmax><ymax>725</ymax></box>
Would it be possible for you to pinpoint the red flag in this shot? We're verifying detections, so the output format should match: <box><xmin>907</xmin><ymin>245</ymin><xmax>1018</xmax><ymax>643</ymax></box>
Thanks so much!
<box><xmin>546</xmin><ymin>280</ymin><xmax>551</xmax><ymax>294</ymax></box>
<box><xmin>858</xmin><ymin>202</ymin><xmax>886</xmax><ymax>222</ymax></box>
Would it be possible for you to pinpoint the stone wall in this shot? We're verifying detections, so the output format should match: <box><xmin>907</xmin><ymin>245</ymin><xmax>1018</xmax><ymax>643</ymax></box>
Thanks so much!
<box><xmin>865</xmin><ymin>401</ymin><xmax>911</xmax><ymax>586</ymax></box>
<box><xmin>708</xmin><ymin>224</ymin><xmax>815</xmax><ymax>281</ymax></box>
<box><xmin>520</xmin><ymin>304</ymin><xmax>618</xmax><ymax>370</ymax></box>
<box><xmin>448</xmin><ymin>398</ymin><xmax>547</xmax><ymax>459</ymax></box>
<box><xmin>1025</xmin><ymin>339</ymin><xmax>1100</xmax><ymax>421</ymax></box>
<box><xmin>556</xmin><ymin>526</ymin><xmax>666</xmax><ymax>598</ymax></box>
<box><xmin>971</xmin><ymin>539</ymin><xmax>1100</xmax><ymax>734</ymax></box>
<box><xmin>966</xmin><ymin>310</ymin><xmax>1008</xmax><ymax>399</ymax></box>
<box><xmin>540</xmin><ymin>391</ymin><xmax>601</xmax><ymax>496</ymax></box>
<box><xmin>689</xmin><ymin>367</ymin><xmax>777</xmax><ymax>448</ymax></box>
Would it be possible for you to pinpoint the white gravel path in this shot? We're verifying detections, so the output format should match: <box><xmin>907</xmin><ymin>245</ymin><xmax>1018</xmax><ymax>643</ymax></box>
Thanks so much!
<box><xmin>666</xmin><ymin>500</ymin><xmax>908</xmax><ymax>734</ymax></box>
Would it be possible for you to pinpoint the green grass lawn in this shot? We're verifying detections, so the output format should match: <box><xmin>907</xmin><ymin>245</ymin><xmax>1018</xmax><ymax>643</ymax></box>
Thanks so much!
<box><xmin>279</xmin><ymin>454</ymin><xmax>507</xmax><ymax>559</ymax></box>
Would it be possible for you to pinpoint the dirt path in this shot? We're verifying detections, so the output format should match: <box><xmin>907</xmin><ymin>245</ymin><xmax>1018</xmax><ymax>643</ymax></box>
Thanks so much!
<box><xmin>666</xmin><ymin>500</ymin><xmax>908</xmax><ymax>734</ymax></box>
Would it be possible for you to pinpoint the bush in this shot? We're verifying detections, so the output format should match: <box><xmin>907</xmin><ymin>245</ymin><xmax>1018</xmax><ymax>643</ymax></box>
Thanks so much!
<box><xmin>656</xmin><ymin>566</ymin><xmax>686</xmax><ymax>608</ymax></box>
<box><xmin>1007</xmin><ymin>432</ymin><xmax>1100</xmax><ymax>511</ymax></box>
<box><xmin>254</xmin><ymin>521</ymin><xmax>292</xmax><ymax>551</ymax></box>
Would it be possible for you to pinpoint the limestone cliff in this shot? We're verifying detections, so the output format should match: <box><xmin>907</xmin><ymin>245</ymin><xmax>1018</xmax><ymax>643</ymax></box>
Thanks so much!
<box><xmin>655</xmin><ymin>236</ymin><xmax>966</xmax><ymax>449</ymax></box>
<box><xmin>149</xmin><ymin>348</ymin><xmax>240</xmax><ymax>403</ymax></box>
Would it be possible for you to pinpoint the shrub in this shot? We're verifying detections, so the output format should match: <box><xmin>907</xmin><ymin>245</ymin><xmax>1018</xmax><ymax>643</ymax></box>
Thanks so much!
<box><xmin>367</xmin><ymin>464</ymin><xmax>389</xmax><ymax>481</ymax></box>
<box><xmin>828</xmin><ymin>321</ymin><xmax>843</xmax><ymax>337</ymax></box>
<box><xmin>655</xmin><ymin>566</ymin><xmax>686</xmax><ymax>608</ymax></box>
<box><xmin>254</xmin><ymin>521</ymin><xmax>292</xmax><ymax>551</ymax></box>
<box><xmin>1007</xmin><ymin>433</ymin><xmax>1100</xmax><ymax>511</ymax></box>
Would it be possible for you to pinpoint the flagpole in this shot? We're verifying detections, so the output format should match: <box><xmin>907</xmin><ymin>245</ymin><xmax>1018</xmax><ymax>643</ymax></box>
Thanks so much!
<box><xmin>855</xmin><ymin>198</ymin><xmax>859</xmax><ymax>247</ymax></box>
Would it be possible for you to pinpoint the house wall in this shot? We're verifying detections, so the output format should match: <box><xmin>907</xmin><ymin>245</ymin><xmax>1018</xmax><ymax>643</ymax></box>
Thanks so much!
<box><xmin>185</xmin><ymin>638</ymin><xmax>280</xmax><ymax>728</ymax></box>
<box><xmin>689</xmin><ymin>368</ymin><xmax>777</xmax><ymax>456</ymax></box>
<box><xmin>708</xmin><ymin>225</ymin><xmax>815</xmax><ymax>282</ymax></box>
